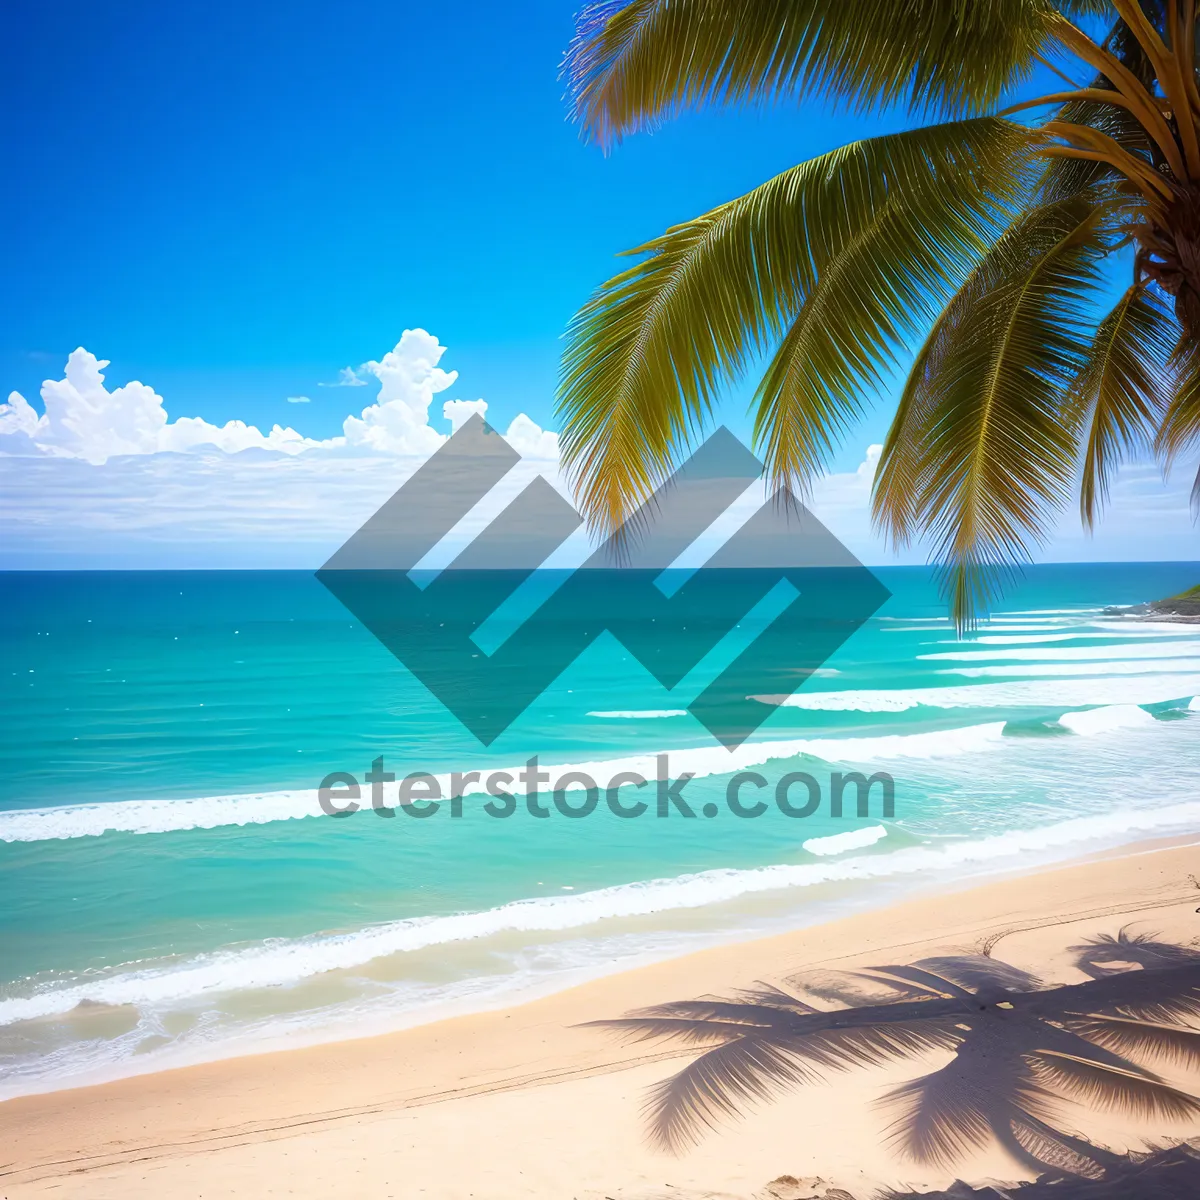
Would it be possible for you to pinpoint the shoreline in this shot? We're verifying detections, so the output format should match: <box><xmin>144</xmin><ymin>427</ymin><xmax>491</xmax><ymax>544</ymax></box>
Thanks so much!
<box><xmin>5</xmin><ymin>808</ymin><xmax>1200</xmax><ymax>1102</ymax></box>
<box><xmin>5</xmin><ymin>803</ymin><xmax>1200</xmax><ymax>1103</ymax></box>
<box><xmin>5</xmin><ymin>833</ymin><xmax>1200</xmax><ymax>1198</ymax></box>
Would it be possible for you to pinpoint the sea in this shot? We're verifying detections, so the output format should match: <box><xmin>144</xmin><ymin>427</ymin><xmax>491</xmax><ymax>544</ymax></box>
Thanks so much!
<box><xmin>2</xmin><ymin>562</ymin><xmax>1199</xmax><ymax>1099</ymax></box>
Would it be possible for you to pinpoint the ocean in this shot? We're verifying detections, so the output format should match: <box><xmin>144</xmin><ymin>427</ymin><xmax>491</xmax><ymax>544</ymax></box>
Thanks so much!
<box><xmin>2</xmin><ymin>562</ymin><xmax>1200</xmax><ymax>1098</ymax></box>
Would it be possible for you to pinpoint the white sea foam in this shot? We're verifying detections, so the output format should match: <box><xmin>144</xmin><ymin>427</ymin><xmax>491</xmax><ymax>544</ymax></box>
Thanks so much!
<box><xmin>1001</xmin><ymin>609</ymin><xmax>1103</xmax><ymax>616</ymax></box>
<box><xmin>884</xmin><ymin>623</ymin><xmax>1066</xmax><ymax>635</ymax></box>
<box><xmin>0</xmin><ymin>723</ymin><xmax>1007</xmax><ymax>844</ymax></box>
<box><xmin>753</xmin><ymin>692</ymin><xmax>925</xmax><ymax>712</ymax></box>
<box><xmin>965</xmin><ymin>633</ymin><xmax>1103</xmax><ymax>645</ymax></box>
<box><xmin>0</xmin><ymin>790</ymin><xmax>324</xmax><ymax>843</ymax></box>
<box><xmin>943</xmin><ymin>660</ymin><xmax>1200</xmax><ymax>678</ymax></box>
<box><xmin>802</xmin><ymin>825</ymin><xmax>888</xmax><ymax>856</ymax></box>
<box><xmin>587</xmin><ymin>710</ymin><xmax>688</xmax><ymax>719</ymax></box>
<box><xmin>1191</xmin><ymin>696</ymin><xmax>1200</xmax><ymax>712</ymax></box>
<box><xmin>1057</xmin><ymin>704</ymin><xmax>1158</xmax><ymax>736</ymax></box>
<box><xmin>1092</xmin><ymin>621</ymin><xmax>1200</xmax><ymax>636</ymax></box>
<box><xmin>970</xmin><ymin>630</ymin><xmax>1200</xmax><ymax>645</ymax></box>
<box><xmin>751</xmin><ymin>674</ymin><xmax>1200</xmax><ymax>712</ymax></box>
<box><xmin>921</xmin><ymin>642</ymin><xmax>1200</xmax><ymax>663</ymax></box>
<box><xmin>3</xmin><ymin>799</ymin><xmax>1198</xmax><ymax>1028</ymax></box>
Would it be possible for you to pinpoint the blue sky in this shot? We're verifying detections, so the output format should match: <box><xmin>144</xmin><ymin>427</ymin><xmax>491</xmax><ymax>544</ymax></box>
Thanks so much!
<box><xmin>2</xmin><ymin>0</ymin><xmax>913</xmax><ymax>449</ymax></box>
<box><xmin>1</xmin><ymin>0</ymin><xmax>1197</xmax><ymax>568</ymax></box>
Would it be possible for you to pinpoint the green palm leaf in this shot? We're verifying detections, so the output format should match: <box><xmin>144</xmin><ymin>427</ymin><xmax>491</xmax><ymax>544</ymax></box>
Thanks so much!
<box><xmin>557</xmin><ymin>117</ymin><xmax>1030</xmax><ymax>537</ymax></box>
<box><xmin>1070</xmin><ymin>283</ymin><xmax>1176</xmax><ymax>528</ymax></box>
<box><xmin>1156</xmin><ymin>347</ymin><xmax>1200</xmax><ymax>510</ymax></box>
<box><xmin>872</xmin><ymin>189</ymin><xmax>1120</xmax><ymax>629</ymax></box>
<box><xmin>565</xmin><ymin>0</ymin><xmax>1056</xmax><ymax>146</ymax></box>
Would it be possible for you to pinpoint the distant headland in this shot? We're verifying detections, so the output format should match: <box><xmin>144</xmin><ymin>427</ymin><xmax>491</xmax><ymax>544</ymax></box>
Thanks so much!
<box><xmin>1105</xmin><ymin>584</ymin><xmax>1200</xmax><ymax>623</ymax></box>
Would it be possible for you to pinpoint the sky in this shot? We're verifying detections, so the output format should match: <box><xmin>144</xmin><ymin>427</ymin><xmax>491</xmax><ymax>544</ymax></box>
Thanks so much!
<box><xmin>1</xmin><ymin>0</ymin><xmax>1197</xmax><ymax>569</ymax></box>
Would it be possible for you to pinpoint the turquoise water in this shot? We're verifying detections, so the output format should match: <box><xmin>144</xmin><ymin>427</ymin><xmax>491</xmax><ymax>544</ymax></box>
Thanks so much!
<box><xmin>2</xmin><ymin>563</ymin><xmax>1200</xmax><ymax>1096</ymax></box>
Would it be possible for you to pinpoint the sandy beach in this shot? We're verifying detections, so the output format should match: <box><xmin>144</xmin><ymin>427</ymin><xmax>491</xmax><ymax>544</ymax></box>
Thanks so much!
<box><xmin>4</xmin><ymin>837</ymin><xmax>1200</xmax><ymax>1199</ymax></box>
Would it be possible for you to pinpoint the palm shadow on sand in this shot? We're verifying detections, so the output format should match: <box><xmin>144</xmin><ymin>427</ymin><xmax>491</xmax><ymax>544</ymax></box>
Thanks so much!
<box><xmin>587</xmin><ymin>932</ymin><xmax>1200</xmax><ymax>1180</ymax></box>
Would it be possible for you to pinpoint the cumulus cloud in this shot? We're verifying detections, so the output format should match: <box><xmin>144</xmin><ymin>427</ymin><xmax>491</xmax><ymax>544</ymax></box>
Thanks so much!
<box><xmin>0</xmin><ymin>329</ymin><xmax>558</xmax><ymax>466</ymax></box>
<box><xmin>0</xmin><ymin>329</ymin><xmax>567</xmax><ymax>567</ymax></box>
<box><xmin>0</xmin><ymin>390</ymin><xmax>41</xmax><ymax>442</ymax></box>
<box><xmin>340</xmin><ymin>329</ymin><xmax>457</xmax><ymax>455</ymax></box>
<box><xmin>0</xmin><ymin>351</ymin><xmax>322</xmax><ymax>464</ymax></box>
<box><xmin>1</xmin><ymin>332</ymin><xmax>1193</xmax><ymax>569</ymax></box>
<box><xmin>443</xmin><ymin>398</ymin><xmax>488</xmax><ymax>431</ymax></box>
<box><xmin>318</xmin><ymin>366</ymin><xmax>366</xmax><ymax>387</ymax></box>
<box><xmin>504</xmin><ymin>412</ymin><xmax>560</xmax><ymax>460</ymax></box>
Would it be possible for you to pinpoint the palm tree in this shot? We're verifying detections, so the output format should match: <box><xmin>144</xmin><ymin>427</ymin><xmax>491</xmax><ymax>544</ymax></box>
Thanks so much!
<box><xmin>1072</xmin><ymin>928</ymin><xmax>1200</xmax><ymax>976</ymax></box>
<box><xmin>587</xmin><ymin>945</ymin><xmax>1200</xmax><ymax>1176</ymax></box>
<box><xmin>558</xmin><ymin>2</ymin><xmax>1200</xmax><ymax>626</ymax></box>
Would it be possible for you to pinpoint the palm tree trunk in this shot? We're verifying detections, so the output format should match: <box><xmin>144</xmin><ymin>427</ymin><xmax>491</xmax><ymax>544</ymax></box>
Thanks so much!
<box><xmin>1139</xmin><ymin>188</ymin><xmax>1200</xmax><ymax>335</ymax></box>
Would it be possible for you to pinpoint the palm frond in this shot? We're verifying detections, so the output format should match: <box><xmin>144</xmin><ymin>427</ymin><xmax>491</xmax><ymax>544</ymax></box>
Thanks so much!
<box><xmin>730</xmin><ymin>983</ymin><xmax>821</xmax><ymax>1013</ymax></box>
<box><xmin>1035</xmin><ymin>86</ymin><xmax>1156</xmax><ymax>201</ymax></box>
<box><xmin>605</xmin><ymin>995</ymin><xmax>818</xmax><ymax>1026</ymax></box>
<box><xmin>915</xmin><ymin>954</ymin><xmax>1042</xmax><ymax>993</ymax></box>
<box><xmin>871</xmin><ymin>188</ymin><xmax>1120</xmax><ymax>629</ymax></box>
<box><xmin>1070</xmin><ymin>283</ymin><xmax>1176</xmax><ymax>527</ymax></box>
<box><xmin>855</xmin><ymin>963</ymin><xmax>976</xmax><ymax>1001</ymax></box>
<box><xmin>1028</xmin><ymin>1049</ymin><xmax>1200</xmax><ymax>1121</ymax></box>
<box><xmin>637</xmin><ymin>1014</ymin><xmax>962</xmax><ymax>1150</ymax></box>
<box><xmin>564</xmin><ymin>0</ymin><xmax>1054</xmax><ymax>146</ymax></box>
<box><xmin>1156</xmin><ymin>344</ymin><xmax>1200</xmax><ymax>511</ymax></box>
<box><xmin>1023</xmin><ymin>963</ymin><xmax>1200</xmax><ymax>1024</ymax></box>
<box><xmin>641</xmin><ymin>1034</ymin><xmax>816</xmax><ymax>1151</ymax></box>
<box><xmin>1055</xmin><ymin>1</ymin><xmax>1119</xmax><ymax>15</ymax></box>
<box><xmin>871</xmin><ymin>81</ymin><xmax>1144</xmax><ymax>565</ymax></box>
<box><xmin>749</xmin><ymin>177</ymin><xmax>1004</xmax><ymax>493</ymax></box>
<box><xmin>592</xmin><ymin>996</ymin><xmax>964</xmax><ymax>1064</ymax></box>
<box><xmin>881</xmin><ymin>1023</ymin><xmax>1056</xmax><ymax>1167</ymax></box>
<box><xmin>590</xmin><ymin>1015</ymin><xmax>763</xmax><ymax>1047</ymax></box>
<box><xmin>592</xmin><ymin>993</ymin><xmax>965</xmax><ymax>1151</ymax></box>
<box><xmin>788</xmin><ymin>967</ymin><xmax>953</xmax><ymax>1006</ymax></box>
<box><xmin>597</xmin><ymin>945</ymin><xmax>1200</xmax><ymax>1170</ymax></box>
<box><xmin>558</xmin><ymin>118</ymin><xmax>1030</xmax><ymax>537</ymax></box>
<box><xmin>1071</xmin><ymin>930</ymin><xmax>1200</xmax><ymax>976</ymax></box>
<box><xmin>881</xmin><ymin>1068</ymin><xmax>1000</xmax><ymax>1167</ymax></box>
<box><xmin>1004</xmin><ymin>1114</ymin><xmax>1114</xmax><ymax>1178</ymax></box>
<box><xmin>1068</xmin><ymin>1013</ymin><xmax>1200</xmax><ymax>1073</ymax></box>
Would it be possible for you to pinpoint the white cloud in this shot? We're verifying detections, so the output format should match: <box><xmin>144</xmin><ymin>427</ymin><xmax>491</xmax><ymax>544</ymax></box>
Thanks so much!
<box><xmin>340</xmin><ymin>329</ymin><xmax>461</xmax><ymax>455</ymax></box>
<box><xmin>318</xmin><ymin>366</ymin><xmax>366</xmax><ymax>387</ymax></box>
<box><xmin>0</xmin><ymin>350</ymin><xmax>324</xmax><ymax>464</ymax></box>
<box><xmin>0</xmin><ymin>450</ymin><xmax>420</xmax><ymax>568</ymax></box>
<box><xmin>0</xmin><ymin>330</ymin><xmax>558</xmax><ymax>466</ymax></box>
<box><xmin>504</xmin><ymin>411</ymin><xmax>560</xmax><ymax>460</ymax></box>
<box><xmin>443</xmin><ymin>398</ymin><xmax>488</xmax><ymax>431</ymax></box>
<box><xmin>0</xmin><ymin>390</ymin><xmax>42</xmax><ymax>444</ymax></box>
<box><xmin>0</xmin><ymin>329</ymin><xmax>566</xmax><ymax>567</ymax></box>
<box><xmin>2</xmin><ymin>332</ymin><xmax>1194</xmax><ymax>569</ymax></box>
